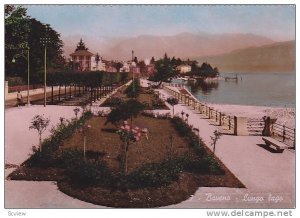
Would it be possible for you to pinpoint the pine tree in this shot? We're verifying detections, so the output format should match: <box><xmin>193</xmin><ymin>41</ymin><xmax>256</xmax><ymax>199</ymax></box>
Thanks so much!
<box><xmin>75</xmin><ymin>38</ymin><xmax>88</xmax><ymax>51</ymax></box>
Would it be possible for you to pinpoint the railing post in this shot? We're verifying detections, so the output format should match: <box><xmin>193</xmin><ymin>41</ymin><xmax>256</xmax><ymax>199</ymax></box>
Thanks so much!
<box><xmin>283</xmin><ymin>125</ymin><xmax>286</xmax><ymax>142</ymax></box>
<box><xmin>293</xmin><ymin>128</ymin><xmax>295</xmax><ymax>149</ymax></box>
<box><xmin>215</xmin><ymin>110</ymin><xmax>218</xmax><ymax>122</ymax></box>
<box><xmin>234</xmin><ymin>116</ymin><xmax>237</xmax><ymax>135</ymax></box>
<box><xmin>219</xmin><ymin>112</ymin><xmax>222</xmax><ymax>126</ymax></box>
<box><xmin>229</xmin><ymin>116</ymin><xmax>231</xmax><ymax>130</ymax></box>
<box><xmin>208</xmin><ymin>107</ymin><xmax>211</xmax><ymax>119</ymax></box>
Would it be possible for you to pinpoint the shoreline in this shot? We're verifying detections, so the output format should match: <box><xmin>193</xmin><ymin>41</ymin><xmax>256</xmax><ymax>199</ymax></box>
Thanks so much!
<box><xmin>206</xmin><ymin>102</ymin><xmax>295</xmax><ymax>128</ymax></box>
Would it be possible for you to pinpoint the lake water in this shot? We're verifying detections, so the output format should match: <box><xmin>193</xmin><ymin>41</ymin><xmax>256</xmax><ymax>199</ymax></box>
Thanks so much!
<box><xmin>173</xmin><ymin>72</ymin><xmax>296</xmax><ymax>108</ymax></box>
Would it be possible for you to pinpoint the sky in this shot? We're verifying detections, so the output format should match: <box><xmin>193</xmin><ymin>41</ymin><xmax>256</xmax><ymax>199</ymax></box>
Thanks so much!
<box><xmin>25</xmin><ymin>5</ymin><xmax>295</xmax><ymax>41</ymax></box>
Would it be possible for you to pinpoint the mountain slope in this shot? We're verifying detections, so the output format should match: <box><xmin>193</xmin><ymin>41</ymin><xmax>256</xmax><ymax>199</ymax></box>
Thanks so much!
<box><xmin>194</xmin><ymin>41</ymin><xmax>295</xmax><ymax>73</ymax></box>
<box><xmin>62</xmin><ymin>32</ymin><xmax>274</xmax><ymax>60</ymax></box>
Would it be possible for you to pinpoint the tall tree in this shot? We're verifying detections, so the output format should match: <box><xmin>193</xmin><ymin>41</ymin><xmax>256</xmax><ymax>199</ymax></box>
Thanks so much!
<box><xmin>148</xmin><ymin>55</ymin><xmax>178</xmax><ymax>86</ymax></box>
<box><xmin>5</xmin><ymin>6</ymin><xmax>30</xmax><ymax>79</ymax></box>
<box><xmin>95</xmin><ymin>53</ymin><xmax>100</xmax><ymax>68</ymax></box>
<box><xmin>5</xmin><ymin>6</ymin><xmax>65</xmax><ymax>83</ymax></box>
<box><xmin>75</xmin><ymin>38</ymin><xmax>88</xmax><ymax>51</ymax></box>
<box><xmin>150</xmin><ymin>56</ymin><xmax>155</xmax><ymax>64</ymax></box>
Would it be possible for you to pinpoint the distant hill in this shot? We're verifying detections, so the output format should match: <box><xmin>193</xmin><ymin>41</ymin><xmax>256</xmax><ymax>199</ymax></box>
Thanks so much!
<box><xmin>194</xmin><ymin>41</ymin><xmax>295</xmax><ymax>73</ymax></box>
<box><xmin>62</xmin><ymin>32</ymin><xmax>274</xmax><ymax>60</ymax></box>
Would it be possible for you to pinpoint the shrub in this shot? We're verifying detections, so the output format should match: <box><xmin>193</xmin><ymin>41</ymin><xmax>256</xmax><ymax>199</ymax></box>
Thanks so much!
<box><xmin>66</xmin><ymin>160</ymin><xmax>114</xmax><ymax>187</ymax></box>
<box><xmin>62</xmin><ymin>149</ymin><xmax>115</xmax><ymax>187</ymax></box>
<box><xmin>24</xmin><ymin>111</ymin><xmax>93</xmax><ymax>168</ymax></box>
<box><xmin>127</xmin><ymin>158</ymin><xmax>183</xmax><ymax>188</ymax></box>
<box><xmin>104</xmin><ymin>97</ymin><xmax>124</xmax><ymax>107</ymax></box>
<box><xmin>125</xmin><ymin>78</ymin><xmax>141</xmax><ymax>98</ymax></box>
<box><xmin>179</xmin><ymin>155</ymin><xmax>224</xmax><ymax>174</ymax></box>
<box><xmin>151</xmin><ymin>98</ymin><xmax>166</xmax><ymax>109</ymax></box>
<box><xmin>171</xmin><ymin>117</ymin><xmax>206</xmax><ymax>155</ymax></box>
<box><xmin>166</xmin><ymin>97</ymin><xmax>179</xmax><ymax>106</ymax></box>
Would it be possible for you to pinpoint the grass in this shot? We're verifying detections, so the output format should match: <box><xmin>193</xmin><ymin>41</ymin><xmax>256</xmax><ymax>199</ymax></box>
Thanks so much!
<box><xmin>62</xmin><ymin>116</ymin><xmax>189</xmax><ymax>173</ymax></box>
<box><xmin>102</xmin><ymin>87</ymin><xmax>169</xmax><ymax>110</ymax></box>
<box><xmin>8</xmin><ymin>88</ymin><xmax>245</xmax><ymax>207</ymax></box>
<box><xmin>8</xmin><ymin>113</ymin><xmax>245</xmax><ymax>207</ymax></box>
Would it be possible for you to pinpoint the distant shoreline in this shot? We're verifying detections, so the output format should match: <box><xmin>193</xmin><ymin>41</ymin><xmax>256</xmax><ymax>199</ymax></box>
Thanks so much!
<box><xmin>219</xmin><ymin>71</ymin><xmax>295</xmax><ymax>74</ymax></box>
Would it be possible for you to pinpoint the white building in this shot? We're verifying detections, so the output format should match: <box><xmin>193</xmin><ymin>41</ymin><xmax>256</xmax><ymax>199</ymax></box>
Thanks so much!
<box><xmin>176</xmin><ymin>64</ymin><xmax>191</xmax><ymax>74</ymax></box>
<box><xmin>120</xmin><ymin>61</ymin><xmax>131</xmax><ymax>72</ymax></box>
<box><xmin>91</xmin><ymin>56</ymin><xmax>106</xmax><ymax>71</ymax></box>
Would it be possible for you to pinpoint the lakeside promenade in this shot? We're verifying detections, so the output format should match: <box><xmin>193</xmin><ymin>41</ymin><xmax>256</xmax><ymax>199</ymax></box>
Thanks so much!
<box><xmin>4</xmin><ymin>79</ymin><xmax>295</xmax><ymax>208</ymax></box>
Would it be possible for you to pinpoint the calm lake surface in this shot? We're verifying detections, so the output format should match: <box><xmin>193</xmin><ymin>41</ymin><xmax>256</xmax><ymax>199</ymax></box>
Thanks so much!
<box><xmin>173</xmin><ymin>72</ymin><xmax>296</xmax><ymax>108</ymax></box>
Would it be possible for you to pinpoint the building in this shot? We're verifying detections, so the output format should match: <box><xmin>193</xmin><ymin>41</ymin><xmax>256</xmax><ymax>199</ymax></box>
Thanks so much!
<box><xmin>91</xmin><ymin>56</ymin><xmax>106</xmax><ymax>71</ymax></box>
<box><xmin>176</xmin><ymin>64</ymin><xmax>191</xmax><ymax>74</ymax></box>
<box><xmin>70</xmin><ymin>50</ymin><xmax>94</xmax><ymax>71</ymax></box>
<box><xmin>120</xmin><ymin>61</ymin><xmax>131</xmax><ymax>72</ymax></box>
<box><xmin>146</xmin><ymin>64</ymin><xmax>155</xmax><ymax>76</ymax></box>
<box><xmin>105</xmin><ymin>66</ymin><xmax>117</xmax><ymax>73</ymax></box>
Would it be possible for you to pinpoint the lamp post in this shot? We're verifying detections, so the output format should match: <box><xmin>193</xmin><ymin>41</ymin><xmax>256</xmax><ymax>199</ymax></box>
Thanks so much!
<box><xmin>40</xmin><ymin>24</ymin><xmax>51</xmax><ymax>107</ymax></box>
<box><xmin>131</xmin><ymin>50</ymin><xmax>135</xmax><ymax>95</ymax></box>
<box><xmin>12</xmin><ymin>46</ymin><xmax>30</xmax><ymax>106</ymax></box>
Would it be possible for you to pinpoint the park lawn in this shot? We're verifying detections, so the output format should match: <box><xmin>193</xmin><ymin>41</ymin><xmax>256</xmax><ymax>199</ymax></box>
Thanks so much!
<box><xmin>9</xmin><ymin>113</ymin><xmax>245</xmax><ymax>207</ymax></box>
<box><xmin>102</xmin><ymin>87</ymin><xmax>169</xmax><ymax>110</ymax></box>
<box><xmin>62</xmin><ymin>115</ymin><xmax>189</xmax><ymax>173</ymax></box>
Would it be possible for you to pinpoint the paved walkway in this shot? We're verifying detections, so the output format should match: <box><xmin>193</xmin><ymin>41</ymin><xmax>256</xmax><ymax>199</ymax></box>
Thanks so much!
<box><xmin>4</xmin><ymin>81</ymin><xmax>295</xmax><ymax>208</ymax></box>
<box><xmin>157</xmin><ymin>87</ymin><xmax>295</xmax><ymax>208</ymax></box>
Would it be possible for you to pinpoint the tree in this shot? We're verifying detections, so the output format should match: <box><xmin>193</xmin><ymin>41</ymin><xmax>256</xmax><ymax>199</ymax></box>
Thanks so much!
<box><xmin>29</xmin><ymin>115</ymin><xmax>50</xmax><ymax>152</ymax></box>
<box><xmin>95</xmin><ymin>53</ymin><xmax>100</xmax><ymax>68</ymax></box>
<box><xmin>105</xmin><ymin>99</ymin><xmax>145</xmax><ymax>126</ymax></box>
<box><xmin>150</xmin><ymin>56</ymin><xmax>155</xmax><ymax>64</ymax></box>
<box><xmin>5</xmin><ymin>6</ymin><xmax>65</xmax><ymax>81</ymax></box>
<box><xmin>148</xmin><ymin>56</ymin><xmax>179</xmax><ymax>86</ymax></box>
<box><xmin>167</xmin><ymin>97</ymin><xmax>179</xmax><ymax>117</ymax></box>
<box><xmin>138</xmin><ymin>60</ymin><xmax>147</xmax><ymax>76</ymax></box>
<box><xmin>75</xmin><ymin>38</ymin><xmax>88</xmax><ymax>51</ymax></box>
<box><xmin>73</xmin><ymin>107</ymin><xmax>80</xmax><ymax>119</ymax></box>
<box><xmin>198</xmin><ymin>62</ymin><xmax>219</xmax><ymax>78</ymax></box>
<box><xmin>133</xmin><ymin>56</ymin><xmax>138</xmax><ymax>64</ymax></box>
<box><xmin>210</xmin><ymin>130</ymin><xmax>222</xmax><ymax>153</ymax></box>
<box><xmin>5</xmin><ymin>6</ymin><xmax>30</xmax><ymax>79</ymax></box>
<box><xmin>117</xmin><ymin>121</ymin><xmax>148</xmax><ymax>175</ymax></box>
<box><xmin>125</xmin><ymin>78</ymin><xmax>140</xmax><ymax>98</ymax></box>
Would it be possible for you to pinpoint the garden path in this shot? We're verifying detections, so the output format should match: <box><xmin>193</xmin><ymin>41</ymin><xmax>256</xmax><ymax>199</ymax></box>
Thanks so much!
<box><xmin>155</xmin><ymin>86</ymin><xmax>295</xmax><ymax>208</ymax></box>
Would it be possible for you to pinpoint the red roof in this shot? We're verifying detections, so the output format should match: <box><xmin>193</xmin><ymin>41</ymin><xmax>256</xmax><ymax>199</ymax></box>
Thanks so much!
<box><xmin>70</xmin><ymin>50</ymin><xmax>94</xmax><ymax>56</ymax></box>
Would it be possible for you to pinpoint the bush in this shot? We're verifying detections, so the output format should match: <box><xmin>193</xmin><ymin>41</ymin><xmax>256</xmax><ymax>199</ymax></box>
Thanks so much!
<box><xmin>24</xmin><ymin>111</ymin><xmax>93</xmax><ymax>168</ymax></box>
<box><xmin>125</xmin><ymin>78</ymin><xmax>140</xmax><ymax>98</ymax></box>
<box><xmin>166</xmin><ymin>97</ymin><xmax>179</xmax><ymax>106</ymax></box>
<box><xmin>127</xmin><ymin>158</ymin><xmax>183</xmax><ymax>188</ymax></box>
<box><xmin>171</xmin><ymin>117</ymin><xmax>206</xmax><ymax>156</ymax></box>
<box><xmin>66</xmin><ymin>160</ymin><xmax>114</xmax><ymax>187</ymax></box>
<box><xmin>62</xmin><ymin>149</ymin><xmax>115</xmax><ymax>187</ymax></box>
<box><xmin>179</xmin><ymin>155</ymin><xmax>224</xmax><ymax>174</ymax></box>
<box><xmin>151</xmin><ymin>98</ymin><xmax>166</xmax><ymax>109</ymax></box>
<box><xmin>104</xmin><ymin>97</ymin><xmax>124</xmax><ymax>107</ymax></box>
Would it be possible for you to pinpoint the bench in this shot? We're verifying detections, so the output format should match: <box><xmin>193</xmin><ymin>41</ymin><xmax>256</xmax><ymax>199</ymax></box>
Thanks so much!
<box><xmin>262</xmin><ymin>137</ymin><xmax>288</xmax><ymax>153</ymax></box>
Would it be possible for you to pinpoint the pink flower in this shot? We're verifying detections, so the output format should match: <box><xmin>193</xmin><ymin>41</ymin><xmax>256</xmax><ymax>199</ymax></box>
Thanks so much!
<box><xmin>142</xmin><ymin>128</ymin><xmax>148</xmax><ymax>133</ymax></box>
<box><xmin>124</xmin><ymin>121</ymin><xmax>128</xmax><ymax>125</ymax></box>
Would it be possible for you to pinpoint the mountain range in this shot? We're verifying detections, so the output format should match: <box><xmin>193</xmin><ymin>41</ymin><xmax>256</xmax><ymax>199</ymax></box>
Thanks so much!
<box><xmin>62</xmin><ymin>32</ymin><xmax>274</xmax><ymax>60</ymax></box>
<box><xmin>194</xmin><ymin>40</ymin><xmax>295</xmax><ymax>73</ymax></box>
<box><xmin>62</xmin><ymin>32</ymin><xmax>295</xmax><ymax>72</ymax></box>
